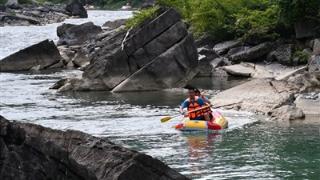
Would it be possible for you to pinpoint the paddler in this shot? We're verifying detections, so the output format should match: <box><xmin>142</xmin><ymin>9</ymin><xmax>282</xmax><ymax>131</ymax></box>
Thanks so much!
<box><xmin>180</xmin><ymin>88</ymin><xmax>211</xmax><ymax>121</ymax></box>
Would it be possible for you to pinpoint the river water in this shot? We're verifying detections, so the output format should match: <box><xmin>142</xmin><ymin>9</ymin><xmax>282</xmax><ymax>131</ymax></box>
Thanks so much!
<box><xmin>0</xmin><ymin>10</ymin><xmax>319</xmax><ymax>180</ymax></box>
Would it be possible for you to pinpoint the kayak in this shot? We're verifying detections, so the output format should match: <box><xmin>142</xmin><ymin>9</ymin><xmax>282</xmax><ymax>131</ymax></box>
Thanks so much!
<box><xmin>174</xmin><ymin>111</ymin><xmax>228</xmax><ymax>131</ymax></box>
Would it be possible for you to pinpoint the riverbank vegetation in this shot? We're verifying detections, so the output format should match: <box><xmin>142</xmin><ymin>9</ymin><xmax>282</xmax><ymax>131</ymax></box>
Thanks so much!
<box><xmin>127</xmin><ymin>0</ymin><xmax>320</xmax><ymax>42</ymax></box>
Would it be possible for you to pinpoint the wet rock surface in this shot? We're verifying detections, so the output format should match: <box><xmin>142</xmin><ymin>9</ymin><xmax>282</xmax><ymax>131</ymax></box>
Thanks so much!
<box><xmin>0</xmin><ymin>115</ymin><xmax>189</xmax><ymax>180</ymax></box>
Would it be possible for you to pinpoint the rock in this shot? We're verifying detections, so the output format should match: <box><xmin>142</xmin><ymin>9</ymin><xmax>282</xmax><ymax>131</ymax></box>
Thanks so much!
<box><xmin>270</xmin><ymin>105</ymin><xmax>305</xmax><ymax>121</ymax></box>
<box><xmin>55</xmin><ymin>8</ymin><xmax>198</xmax><ymax>92</ymax></box>
<box><xmin>294</xmin><ymin>19</ymin><xmax>318</xmax><ymax>39</ymax></box>
<box><xmin>58</xmin><ymin>45</ymin><xmax>76</xmax><ymax>63</ymax></box>
<box><xmin>275</xmin><ymin>66</ymin><xmax>307</xmax><ymax>80</ymax></box>
<box><xmin>72</xmin><ymin>50</ymin><xmax>89</xmax><ymax>67</ymax></box>
<box><xmin>287</xmin><ymin>71</ymin><xmax>320</xmax><ymax>93</ymax></box>
<box><xmin>227</xmin><ymin>46</ymin><xmax>251</xmax><ymax>57</ymax></box>
<box><xmin>267</xmin><ymin>44</ymin><xmax>294</xmax><ymax>65</ymax></box>
<box><xmin>102</xmin><ymin>19</ymin><xmax>127</xmax><ymax>30</ymax></box>
<box><xmin>222</xmin><ymin>63</ymin><xmax>255</xmax><ymax>77</ymax></box>
<box><xmin>57</xmin><ymin>22</ymin><xmax>102</xmax><ymax>46</ymax></box>
<box><xmin>313</xmin><ymin>39</ymin><xmax>320</xmax><ymax>55</ymax></box>
<box><xmin>198</xmin><ymin>47</ymin><xmax>217</xmax><ymax>60</ymax></box>
<box><xmin>197</xmin><ymin>57</ymin><xmax>229</xmax><ymax>77</ymax></box>
<box><xmin>308</xmin><ymin>55</ymin><xmax>320</xmax><ymax>72</ymax></box>
<box><xmin>211</xmin><ymin>78</ymin><xmax>296</xmax><ymax>113</ymax></box>
<box><xmin>0</xmin><ymin>39</ymin><xmax>61</xmax><ymax>72</ymax></box>
<box><xmin>230</xmin><ymin>42</ymin><xmax>272</xmax><ymax>63</ymax></box>
<box><xmin>65</xmin><ymin>0</ymin><xmax>88</xmax><ymax>18</ymax></box>
<box><xmin>112</xmin><ymin>34</ymin><xmax>198</xmax><ymax>92</ymax></box>
<box><xmin>48</xmin><ymin>60</ymin><xmax>65</xmax><ymax>69</ymax></box>
<box><xmin>0</xmin><ymin>116</ymin><xmax>189</xmax><ymax>180</ymax></box>
<box><xmin>213</xmin><ymin>40</ymin><xmax>241</xmax><ymax>55</ymax></box>
<box><xmin>295</xmin><ymin>94</ymin><xmax>320</xmax><ymax>115</ymax></box>
<box><xmin>1</xmin><ymin>13</ymin><xmax>40</xmax><ymax>25</ymax></box>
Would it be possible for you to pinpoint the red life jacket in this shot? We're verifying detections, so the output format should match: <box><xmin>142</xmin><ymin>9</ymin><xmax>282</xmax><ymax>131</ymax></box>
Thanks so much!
<box><xmin>187</xmin><ymin>97</ymin><xmax>203</xmax><ymax>120</ymax></box>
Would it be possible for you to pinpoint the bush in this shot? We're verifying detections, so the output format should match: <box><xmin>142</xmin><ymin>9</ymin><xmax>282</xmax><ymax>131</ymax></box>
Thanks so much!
<box><xmin>126</xmin><ymin>6</ymin><xmax>159</xmax><ymax>29</ymax></box>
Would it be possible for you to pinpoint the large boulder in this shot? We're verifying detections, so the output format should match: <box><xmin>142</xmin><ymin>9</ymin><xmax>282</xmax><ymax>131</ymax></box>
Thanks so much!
<box><xmin>0</xmin><ymin>39</ymin><xmax>61</xmax><ymax>71</ymax></box>
<box><xmin>229</xmin><ymin>42</ymin><xmax>272</xmax><ymax>63</ymax></box>
<box><xmin>54</xmin><ymin>8</ymin><xmax>199</xmax><ymax>92</ymax></box>
<box><xmin>211</xmin><ymin>71</ymin><xmax>320</xmax><ymax>118</ymax></box>
<box><xmin>0</xmin><ymin>116</ymin><xmax>188</xmax><ymax>180</ymax></box>
<box><xmin>211</xmin><ymin>78</ymin><xmax>296</xmax><ymax>113</ymax></box>
<box><xmin>65</xmin><ymin>0</ymin><xmax>88</xmax><ymax>18</ymax></box>
<box><xmin>267</xmin><ymin>44</ymin><xmax>294</xmax><ymax>65</ymax></box>
<box><xmin>57</xmin><ymin>22</ymin><xmax>102</xmax><ymax>46</ymax></box>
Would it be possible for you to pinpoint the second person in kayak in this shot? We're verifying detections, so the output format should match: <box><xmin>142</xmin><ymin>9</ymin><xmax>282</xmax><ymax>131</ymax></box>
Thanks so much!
<box><xmin>180</xmin><ymin>88</ymin><xmax>211</xmax><ymax>121</ymax></box>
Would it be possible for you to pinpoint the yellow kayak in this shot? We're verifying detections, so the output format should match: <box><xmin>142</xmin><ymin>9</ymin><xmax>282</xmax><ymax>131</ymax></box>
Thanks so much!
<box><xmin>174</xmin><ymin>111</ymin><xmax>228</xmax><ymax>131</ymax></box>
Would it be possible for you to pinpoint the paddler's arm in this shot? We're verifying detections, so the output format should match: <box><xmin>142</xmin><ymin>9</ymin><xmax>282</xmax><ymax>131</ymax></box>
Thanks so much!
<box><xmin>180</xmin><ymin>100</ymin><xmax>188</xmax><ymax>115</ymax></box>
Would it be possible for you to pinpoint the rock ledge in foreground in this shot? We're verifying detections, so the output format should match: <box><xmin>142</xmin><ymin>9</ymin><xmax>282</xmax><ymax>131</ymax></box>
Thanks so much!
<box><xmin>0</xmin><ymin>115</ymin><xmax>189</xmax><ymax>180</ymax></box>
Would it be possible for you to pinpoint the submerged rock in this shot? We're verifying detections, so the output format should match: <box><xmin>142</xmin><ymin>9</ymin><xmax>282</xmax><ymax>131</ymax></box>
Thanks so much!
<box><xmin>0</xmin><ymin>116</ymin><xmax>189</xmax><ymax>180</ymax></box>
<box><xmin>0</xmin><ymin>39</ymin><xmax>61</xmax><ymax>72</ymax></box>
<box><xmin>55</xmin><ymin>8</ymin><xmax>198</xmax><ymax>92</ymax></box>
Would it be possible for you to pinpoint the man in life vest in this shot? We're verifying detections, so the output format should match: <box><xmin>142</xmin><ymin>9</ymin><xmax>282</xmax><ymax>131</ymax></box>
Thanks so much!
<box><xmin>180</xmin><ymin>88</ymin><xmax>211</xmax><ymax>121</ymax></box>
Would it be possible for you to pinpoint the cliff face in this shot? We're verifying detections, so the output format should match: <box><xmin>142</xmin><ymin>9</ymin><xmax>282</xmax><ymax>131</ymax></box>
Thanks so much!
<box><xmin>0</xmin><ymin>116</ymin><xmax>189</xmax><ymax>180</ymax></box>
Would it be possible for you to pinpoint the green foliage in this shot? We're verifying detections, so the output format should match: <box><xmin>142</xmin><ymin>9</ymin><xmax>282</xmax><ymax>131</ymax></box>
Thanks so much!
<box><xmin>293</xmin><ymin>50</ymin><xmax>310</xmax><ymax>64</ymax></box>
<box><xmin>126</xmin><ymin>6</ymin><xmax>159</xmax><ymax>29</ymax></box>
<box><xmin>233</xmin><ymin>4</ymin><xmax>280</xmax><ymax>41</ymax></box>
<box><xmin>156</xmin><ymin>0</ymin><xmax>281</xmax><ymax>41</ymax></box>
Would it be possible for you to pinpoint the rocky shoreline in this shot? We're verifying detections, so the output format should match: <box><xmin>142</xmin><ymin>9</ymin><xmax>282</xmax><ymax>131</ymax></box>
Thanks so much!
<box><xmin>0</xmin><ymin>0</ymin><xmax>87</xmax><ymax>26</ymax></box>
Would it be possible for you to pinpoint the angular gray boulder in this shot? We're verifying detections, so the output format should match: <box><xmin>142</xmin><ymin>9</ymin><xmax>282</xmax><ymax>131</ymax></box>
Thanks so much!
<box><xmin>54</xmin><ymin>8</ymin><xmax>199</xmax><ymax>92</ymax></box>
<box><xmin>0</xmin><ymin>39</ymin><xmax>61</xmax><ymax>72</ymax></box>
<box><xmin>0</xmin><ymin>116</ymin><xmax>189</xmax><ymax>180</ymax></box>
<box><xmin>229</xmin><ymin>42</ymin><xmax>272</xmax><ymax>63</ymax></box>
<box><xmin>57</xmin><ymin>22</ymin><xmax>102</xmax><ymax>46</ymax></box>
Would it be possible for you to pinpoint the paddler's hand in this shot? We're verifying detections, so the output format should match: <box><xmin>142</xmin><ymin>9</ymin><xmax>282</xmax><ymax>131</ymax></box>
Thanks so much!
<box><xmin>181</xmin><ymin>109</ymin><xmax>188</xmax><ymax>116</ymax></box>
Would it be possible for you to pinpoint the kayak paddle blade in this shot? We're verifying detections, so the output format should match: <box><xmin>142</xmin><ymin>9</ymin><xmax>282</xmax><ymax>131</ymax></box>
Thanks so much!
<box><xmin>160</xmin><ymin>116</ymin><xmax>172</xmax><ymax>123</ymax></box>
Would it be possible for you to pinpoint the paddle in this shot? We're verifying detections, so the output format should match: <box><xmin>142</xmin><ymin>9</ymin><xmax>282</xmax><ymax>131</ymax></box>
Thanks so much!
<box><xmin>160</xmin><ymin>105</ymin><xmax>212</xmax><ymax>123</ymax></box>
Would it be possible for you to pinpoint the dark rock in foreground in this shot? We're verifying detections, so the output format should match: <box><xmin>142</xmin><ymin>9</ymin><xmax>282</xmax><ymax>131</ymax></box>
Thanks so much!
<box><xmin>0</xmin><ymin>39</ymin><xmax>61</xmax><ymax>72</ymax></box>
<box><xmin>0</xmin><ymin>116</ymin><xmax>189</xmax><ymax>180</ymax></box>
